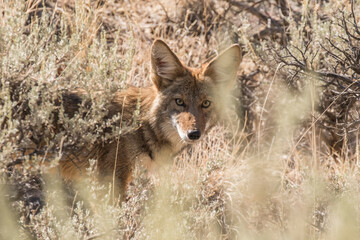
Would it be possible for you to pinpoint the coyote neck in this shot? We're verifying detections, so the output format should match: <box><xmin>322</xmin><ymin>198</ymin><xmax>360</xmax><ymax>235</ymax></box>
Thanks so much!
<box><xmin>140</xmin><ymin>120</ymin><xmax>186</xmax><ymax>164</ymax></box>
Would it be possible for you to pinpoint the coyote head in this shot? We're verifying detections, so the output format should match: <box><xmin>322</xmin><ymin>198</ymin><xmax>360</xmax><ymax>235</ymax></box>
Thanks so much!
<box><xmin>149</xmin><ymin>40</ymin><xmax>242</xmax><ymax>148</ymax></box>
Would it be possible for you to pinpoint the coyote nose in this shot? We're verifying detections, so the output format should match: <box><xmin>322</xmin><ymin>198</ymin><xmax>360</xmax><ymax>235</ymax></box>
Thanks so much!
<box><xmin>188</xmin><ymin>130</ymin><xmax>201</xmax><ymax>140</ymax></box>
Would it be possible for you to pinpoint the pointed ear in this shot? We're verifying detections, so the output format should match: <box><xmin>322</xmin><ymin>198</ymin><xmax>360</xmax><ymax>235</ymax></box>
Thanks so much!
<box><xmin>151</xmin><ymin>40</ymin><xmax>186</xmax><ymax>90</ymax></box>
<box><xmin>203</xmin><ymin>44</ymin><xmax>242</xmax><ymax>86</ymax></box>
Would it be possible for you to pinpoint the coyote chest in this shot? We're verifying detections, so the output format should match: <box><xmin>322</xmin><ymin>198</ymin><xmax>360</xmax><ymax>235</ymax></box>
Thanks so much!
<box><xmin>59</xmin><ymin>40</ymin><xmax>242</xmax><ymax>196</ymax></box>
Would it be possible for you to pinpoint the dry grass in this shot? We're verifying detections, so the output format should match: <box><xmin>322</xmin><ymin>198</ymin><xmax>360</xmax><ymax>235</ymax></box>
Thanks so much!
<box><xmin>1</xmin><ymin>0</ymin><xmax>360</xmax><ymax>239</ymax></box>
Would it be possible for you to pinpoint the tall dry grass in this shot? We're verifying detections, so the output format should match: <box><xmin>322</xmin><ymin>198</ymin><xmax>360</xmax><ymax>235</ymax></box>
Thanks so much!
<box><xmin>1</xmin><ymin>0</ymin><xmax>360</xmax><ymax>239</ymax></box>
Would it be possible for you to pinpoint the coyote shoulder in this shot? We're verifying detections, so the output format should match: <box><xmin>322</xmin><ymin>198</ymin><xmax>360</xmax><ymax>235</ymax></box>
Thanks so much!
<box><xmin>59</xmin><ymin>40</ymin><xmax>242</xmax><ymax>195</ymax></box>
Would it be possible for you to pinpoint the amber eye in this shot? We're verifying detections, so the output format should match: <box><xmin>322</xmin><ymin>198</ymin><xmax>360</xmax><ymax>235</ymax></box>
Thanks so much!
<box><xmin>175</xmin><ymin>98</ymin><xmax>185</xmax><ymax>106</ymax></box>
<box><xmin>202</xmin><ymin>100</ymin><xmax>211</xmax><ymax>108</ymax></box>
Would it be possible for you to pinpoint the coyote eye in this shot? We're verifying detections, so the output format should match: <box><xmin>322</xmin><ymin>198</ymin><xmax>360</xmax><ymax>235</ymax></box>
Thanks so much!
<box><xmin>201</xmin><ymin>100</ymin><xmax>211</xmax><ymax>108</ymax></box>
<box><xmin>175</xmin><ymin>98</ymin><xmax>185</xmax><ymax>107</ymax></box>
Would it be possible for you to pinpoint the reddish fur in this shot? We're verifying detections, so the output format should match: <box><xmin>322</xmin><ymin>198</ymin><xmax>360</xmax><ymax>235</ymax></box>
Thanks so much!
<box><xmin>53</xmin><ymin>40</ymin><xmax>242</xmax><ymax>199</ymax></box>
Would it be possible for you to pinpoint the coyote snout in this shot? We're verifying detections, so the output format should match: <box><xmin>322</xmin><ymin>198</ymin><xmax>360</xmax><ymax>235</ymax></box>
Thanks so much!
<box><xmin>187</xmin><ymin>130</ymin><xmax>201</xmax><ymax>140</ymax></box>
<box><xmin>172</xmin><ymin>111</ymin><xmax>204</xmax><ymax>143</ymax></box>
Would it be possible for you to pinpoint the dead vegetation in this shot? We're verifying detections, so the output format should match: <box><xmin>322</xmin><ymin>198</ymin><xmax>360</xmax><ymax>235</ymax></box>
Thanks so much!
<box><xmin>1</xmin><ymin>0</ymin><xmax>360</xmax><ymax>239</ymax></box>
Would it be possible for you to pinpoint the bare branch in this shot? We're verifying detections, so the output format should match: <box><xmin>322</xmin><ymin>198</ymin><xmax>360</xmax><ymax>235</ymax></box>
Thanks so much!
<box><xmin>229</xmin><ymin>0</ymin><xmax>282</xmax><ymax>28</ymax></box>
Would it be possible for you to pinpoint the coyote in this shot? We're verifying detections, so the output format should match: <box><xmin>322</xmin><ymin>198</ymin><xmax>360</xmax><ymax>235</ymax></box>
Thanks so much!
<box><xmin>56</xmin><ymin>40</ymin><xmax>242</xmax><ymax>197</ymax></box>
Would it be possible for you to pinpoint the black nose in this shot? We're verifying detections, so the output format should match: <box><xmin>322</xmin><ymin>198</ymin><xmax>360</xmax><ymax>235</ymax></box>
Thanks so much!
<box><xmin>187</xmin><ymin>130</ymin><xmax>201</xmax><ymax>140</ymax></box>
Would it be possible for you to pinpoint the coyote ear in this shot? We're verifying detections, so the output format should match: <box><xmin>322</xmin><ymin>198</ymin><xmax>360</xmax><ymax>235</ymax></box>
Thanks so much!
<box><xmin>203</xmin><ymin>44</ymin><xmax>242</xmax><ymax>87</ymax></box>
<box><xmin>151</xmin><ymin>39</ymin><xmax>186</xmax><ymax>90</ymax></box>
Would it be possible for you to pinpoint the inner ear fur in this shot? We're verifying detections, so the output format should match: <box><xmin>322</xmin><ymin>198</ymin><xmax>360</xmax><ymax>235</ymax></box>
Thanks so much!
<box><xmin>203</xmin><ymin>44</ymin><xmax>242</xmax><ymax>86</ymax></box>
<box><xmin>151</xmin><ymin>39</ymin><xmax>186</xmax><ymax>90</ymax></box>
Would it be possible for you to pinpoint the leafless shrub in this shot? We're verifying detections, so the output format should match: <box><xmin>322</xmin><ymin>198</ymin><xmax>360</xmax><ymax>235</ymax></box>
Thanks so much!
<box><xmin>263</xmin><ymin>0</ymin><xmax>360</xmax><ymax>159</ymax></box>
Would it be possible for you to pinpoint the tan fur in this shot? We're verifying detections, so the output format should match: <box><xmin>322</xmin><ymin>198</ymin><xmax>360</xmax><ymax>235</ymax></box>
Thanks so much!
<box><xmin>57</xmin><ymin>40</ymin><xmax>242</xmax><ymax>198</ymax></box>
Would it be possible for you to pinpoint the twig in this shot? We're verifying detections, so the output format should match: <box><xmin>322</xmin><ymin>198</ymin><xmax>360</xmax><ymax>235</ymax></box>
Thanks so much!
<box><xmin>229</xmin><ymin>0</ymin><xmax>282</xmax><ymax>28</ymax></box>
